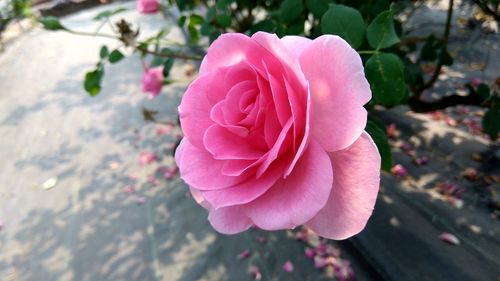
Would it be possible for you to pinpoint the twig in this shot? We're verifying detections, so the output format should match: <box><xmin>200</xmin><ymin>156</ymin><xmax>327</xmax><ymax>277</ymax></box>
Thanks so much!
<box><xmin>416</xmin><ymin>0</ymin><xmax>454</xmax><ymax>94</ymax></box>
<box><xmin>135</xmin><ymin>44</ymin><xmax>202</xmax><ymax>60</ymax></box>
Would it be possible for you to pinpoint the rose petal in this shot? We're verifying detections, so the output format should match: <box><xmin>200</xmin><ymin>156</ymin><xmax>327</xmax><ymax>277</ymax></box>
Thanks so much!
<box><xmin>208</xmin><ymin>206</ymin><xmax>253</xmax><ymax>235</ymax></box>
<box><xmin>281</xmin><ymin>35</ymin><xmax>312</xmax><ymax>58</ymax></box>
<box><xmin>178</xmin><ymin>73</ymin><xmax>218</xmax><ymax>148</ymax></box>
<box><xmin>202</xmin><ymin>159</ymin><xmax>286</xmax><ymax>209</ymax></box>
<box><xmin>204</xmin><ymin>125</ymin><xmax>266</xmax><ymax>160</ymax></box>
<box><xmin>243</xmin><ymin>140</ymin><xmax>333</xmax><ymax>230</ymax></box>
<box><xmin>200</xmin><ymin>33</ymin><xmax>257</xmax><ymax>75</ymax></box>
<box><xmin>299</xmin><ymin>35</ymin><xmax>371</xmax><ymax>152</ymax></box>
<box><xmin>176</xmin><ymin>139</ymin><xmax>246</xmax><ymax>190</ymax></box>
<box><xmin>307</xmin><ymin>132</ymin><xmax>380</xmax><ymax>240</ymax></box>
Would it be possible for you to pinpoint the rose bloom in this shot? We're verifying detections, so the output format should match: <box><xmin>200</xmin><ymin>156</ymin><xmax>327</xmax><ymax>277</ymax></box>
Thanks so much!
<box><xmin>137</xmin><ymin>0</ymin><xmax>160</xmax><ymax>14</ymax></box>
<box><xmin>141</xmin><ymin>66</ymin><xmax>163</xmax><ymax>99</ymax></box>
<box><xmin>176</xmin><ymin>32</ymin><xmax>380</xmax><ymax>240</ymax></box>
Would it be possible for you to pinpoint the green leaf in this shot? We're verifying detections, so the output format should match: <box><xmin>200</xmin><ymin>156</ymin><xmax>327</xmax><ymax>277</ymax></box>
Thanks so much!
<box><xmin>177</xmin><ymin>15</ymin><xmax>186</xmax><ymax>27</ymax></box>
<box><xmin>250</xmin><ymin>19</ymin><xmax>276</xmax><ymax>34</ymax></box>
<box><xmin>200</xmin><ymin>22</ymin><xmax>212</xmax><ymax>36</ymax></box>
<box><xmin>482</xmin><ymin>109</ymin><xmax>500</xmax><ymax>140</ymax></box>
<box><xmin>189</xmin><ymin>14</ymin><xmax>204</xmax><ymax>25</ymax></box>
<box><xmin>365</xmin><ymin>53</ymin><xmax>406</xmax><ymax>106</ymax></box>
<box><xmin>365</xmin><ymin>121</ymin><xmax>392</xmax><ymax>171</ymax></box>
<box><xmin>188</xmin><ymin>24</ymin><xmax>199</xmax><ymax>43</ymax></box>
<box><xmin>306</xmin><ymin>0</ymin><xmax>330</xmax><ymax>18</ymax></box>
<box><xmin>99</xmin><ymin>46</ymin><xmax>109</xmax><ymax>59</ymax></box>
<box><xmin>438</xmin><ymin>47</ymin><xmax>453</xmax><ymax>66</ymax></box>
<box><xmin>477</xmin><ymin>83</ymin><xmax>490</xmax><ymax>100</ymax></box>
<box><xmin>84</xmin><ymin>64</ymin><xmax>104</xmax><ymax>96</ymax></box>
<box><xmin>150</xmin><ymin>48</ymin><xmax>172</xmax><ymax>67</ymax></box>
<box><xmin>206</xmin><ymin>6</ymin><xmax>217</xmax><ymax>22</ymax></box>
<box><xmin>420</xmin><ymin>35</ymin><xmax>439</xmax><ymax>61</ymax></box>
<box><xmin>162</xmin><ymin>58</ymin><xmax>175</xmax><ymax>77</ymax></box>
<box><xmin>93</xmin><ymin>7</ymin><xmax>126</xmax><ymax>20</ymax></box>
<box><xmin>38</xmin><ymin>16</ymin><xmax>66</xmax><ymax>31</ymax></box>
<box><xmin>321</xmin><ymin>4</ymin><xmax>365</xmax><ymax>49</ymax></box>
<box><xmin>216</xmin><ymin>14</ymin><xmax>232</xmax><ymax>27</ymax></box>
<box><xmin>366</xmin><ymin>10</ymin><xmax>400</xmax><ymax>49</ymax></box>
<box><xmin>279</xmin><ymin>0</ymin><xmax>304</xmax><ymax>23</ymax></box>
<box><xmin>216</xmin><ymin>0</ymin><xmax>233</xmax><ymax>9</ymax></box>
<box><xmin>108</xmin><ymin>50</ymin><xmax>124</xmax><ymax>63</ymax></box>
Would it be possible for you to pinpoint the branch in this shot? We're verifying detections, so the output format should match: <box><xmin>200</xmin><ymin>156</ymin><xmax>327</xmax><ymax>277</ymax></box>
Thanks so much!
<box><xmin>472</xmin><ymin>0</ymin><xmax>500</xmax><ymax>21</ymax></box>
<box><xmin>135</xmin><ymin>44</ymin><xmax>202</xmax><ymax>60</ymax></box>
<box><xmin>408</xmin><ymin>91</ymin><xmax>488</xmax><ymax>113</ymax></box>
<box><xmin>416</xmin><ymin>0</ymin><xmax>454</xmax><ymax>94</ymax></box>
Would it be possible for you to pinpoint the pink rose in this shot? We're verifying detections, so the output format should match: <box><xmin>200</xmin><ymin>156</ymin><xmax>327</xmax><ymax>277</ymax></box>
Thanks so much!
<box><xmin>175</xmin><ymin>32</ymin><xmax>380</xmax><ymax>240</ymax></box>
<box><xmin>137</xmin><ymin>0</ymin><xmax>160</xmax><ymax>14</ymax></box>
<box><xmin>141</xmin><ymin>67</ymin><xmax>163</xmax><ymax>99</ymax></box>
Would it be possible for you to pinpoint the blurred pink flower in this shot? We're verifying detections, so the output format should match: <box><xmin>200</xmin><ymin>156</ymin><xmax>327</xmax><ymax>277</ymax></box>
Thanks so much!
<box><xmin>176</xmin><ymin>32</ymin><xmax>380</xmax><ymax>240</ymax></box>
<box><xmin>137</xmin><ymin>0</ymin><xmax>160</xmax><ymax>14</ymax></box>
<box><xmin>141</xmin><ymin>67</ymin><xmax>163</xmax><ymax>99</ymax></box>
<box><xmin>237</xmin><ymin>249</ymin><xmax>251</xmax><ymax>260</ymax></box>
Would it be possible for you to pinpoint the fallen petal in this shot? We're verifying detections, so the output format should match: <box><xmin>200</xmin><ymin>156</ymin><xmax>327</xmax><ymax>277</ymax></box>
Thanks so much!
<box><xmin>237</xmin><ymin>249</ymin><xmax>251</xmax><ymax>260</ymax></box>
<box><xmin>136</xmin><ymin>196</ymin><xmax>146</xmax><ymax>205</ymax></box>
<box><xmin>282</xmin><ymin>261</ymin><xmax>294</xmax><ymax>272</ymax></box>
<box><xmin>439</xmin><ymin>232</ymin><xmax>460</xmax><ymax>245</ymax></box>
<box><xmin>249</xmin><ymin>265</ymin><xmax>262</xmax><ymax>280</ymax></box>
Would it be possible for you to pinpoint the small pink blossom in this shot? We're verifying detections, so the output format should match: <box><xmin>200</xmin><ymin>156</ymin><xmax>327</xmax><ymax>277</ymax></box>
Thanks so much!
<box><xmin>137</xmin><ymin>0</ymin><xmax>160</xmax><ymax>14</ymax></box>
<box><xmin>282</xmin><ymin>261</ymin><xmax>294</xmax><ymax>272</ymax></box>
<box><xmin>141</xmin><ymin>67</ymin><xmax>163</xmax><ymax>99</ymax></box>
<box><xmin>139</xmin><ymin>151</ymin><xmax>157</xmax><ymax>166</ymax></box>
<box><xmin>412</xmin><ymin>156</ymin><xmax>428</xmax><ymax>166</ymax></box>
<box><xmin>391</xmin><ymin>164</ymin><xmax>408</xmax><ymax>177</ymax></box>
<box><xmin>439</xmin><ymin>232</ymin><xmax>460</xmax><ymax>245</ymax></box>
<box><xmin>237</xmin><ymin>249</ymin><xmax>251</xmax><ymax>260</ymax></box>
<box><xmin>0</xmin><ymin>220</ymin><xmax>4</xmax><ymax>231</ymax></box>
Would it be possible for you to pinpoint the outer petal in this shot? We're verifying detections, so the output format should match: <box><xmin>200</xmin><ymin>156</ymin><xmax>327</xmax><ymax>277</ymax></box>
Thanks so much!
<box><xmin>178</xmin><ymin>73</ymin><xmax>216</xmax><ymax>148</ymax></box>
<box><xmin>176</xmin><ymin>139</ymin><xmax>245</xmax><ymax>190</ymax></box>
<box><xmin>243</xmin><ymin>140</ymin><xmax>333</xmax><ymax>230</ymax></box>
<box><xmin>306</xmin><ymin>132</ymin><xmax>380</xmax><ymax>240</ymax></box>
<box><xmin>299</xmin><ymin>35</ymin><xmax>371</xmax><ymax>152</ymax></box>
<box><xmin>199</xmin><ymin>33</ymin><xmax>256</xmax><ymax>74</ymax></box>
<box><xmin>281</xmin><ymin>36</ymin><xmax>312</xmax><ymax>58</ymax></box>
<box><xmin>208</xmin><ymin>206</ymin><xmax>253</xmax><ymax>235</ymax></box>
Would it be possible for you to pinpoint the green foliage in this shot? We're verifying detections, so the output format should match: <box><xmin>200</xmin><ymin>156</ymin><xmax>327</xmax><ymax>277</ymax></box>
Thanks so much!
<box><xmin>100</xmin><ymin>46</ymin><xmax>109</xmax><ymax>59</ymax></box>
<box><xmin>365</xmin><ymin>120</ymin><xmax>392</xmax><ymax>171</ymax></box>
<box><xmin>38</xmin><ymin>16</ymin><xmax>66</xmax><ymax>31</ymax></box>
<box><xmin>108</xmin><ymin>50</ymin><xmax>124</xmax><ymax>63</ymax></box>
<box><xmin>321</xmin><ymin>4</ymin><xmax>365</xmax><ymax>49</ymax></box>
<box><xmin>84</xmin><ymin>63</ymin><xmax>104</xmax><ymax>96</ymax></box>
<box><xmin>279</xmin><ymin>0</ymin><xmax>304</xmax><ymax>23</ymax></box>
<box><xmin>365</xmin><ymin>53</ymin><xmax>407</xmax><ymax>106</ymax></box>
<box><xmin>482</xmin><ymin>109</ymin><xmax>500</xmax><ymax>140</ymax></box>
<box><xmin>305</xmin><ymin>0</ymin><xmax>330</xmax><ymax>18</ymax></box>
<box><xmin>366</xmin><ymin>10</ymin><xmax>400</xmax><ymax>49</ymax></box>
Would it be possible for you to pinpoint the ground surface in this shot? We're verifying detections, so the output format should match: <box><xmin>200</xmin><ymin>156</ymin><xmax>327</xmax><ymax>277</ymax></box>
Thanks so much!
<box><xmin>0</xmin><ymin>1</ymin><xmax>499</xmax><ymax>281</ymax></box>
